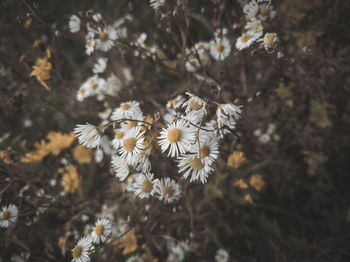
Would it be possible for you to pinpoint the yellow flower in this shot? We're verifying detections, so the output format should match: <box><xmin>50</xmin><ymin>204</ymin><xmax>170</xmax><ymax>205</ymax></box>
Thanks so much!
<box><xmin>227</xmin><ymin>151</ymin><xmax>246</xmax><ymax>168</ymax></box>
<box><xmin>249</xmin><ymin>174</ymin><xmax>265</xmax><ymax>191</ymax></box>
<box><xmin>73</xmin><ymin>145</ymin><xmax>92</xmax><ymax>164</ymax></box>
<box><xmin>115</xmin><ymin>232</ymin><xmax>138</xmax><ymax>255</ymax></box>
<box><xmin>21</xmin><ymin>140</ymin><xmax>51</xmax><ymax>163</ymax></box>
<box><xmin>46</xmin><ymin>132</ymin><xmax>75</xmax><ymax>155</ymax></box>
<box><xmin>30</xmin><ymin>49</ymin><xmax>52</xmax><ymax>91</ymax></box>
<box><xmin>233</xmin><ymin>178</ymin><xmax>248</xmax><ymax>189</ymax></box>
<box><xmin>244</xmin><ymin>193</ymin><xmax>254</xmax><ymax>204</ymax></box>
<box><xmin>61</xmin><ymin>164</ymin><xmax>79</xmax><ymax>193</ymax></box>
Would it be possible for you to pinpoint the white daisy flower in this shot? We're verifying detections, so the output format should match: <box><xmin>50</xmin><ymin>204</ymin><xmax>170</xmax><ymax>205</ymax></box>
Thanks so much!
<box><xmin>185</xmin><ymin>57</ymin><xmax>200</xmax><ymax>72</ymax></box>
<box><xmin>104</xmin><ymin>73</ymin><xmax>122</xmax><ymax>97</ymax></box>
<box><xmin>96</xmin><ymin>26</ymin><xmax>117</xmax><ymax>52</ymax></box>
<box><xmin>235</xmin><ymin>31</ymin><xmax>260</xmax><ymax>51</ymax></box>
<box><xmin>243</xmin><ymin>0</ymin><xmax>259</xmax><ymax>20</ymax></box>
<box><xmin>258</xmin><ymin>3</ymin><xmax>277</xmax><ymax>21</ymax></box>
<box><xmin>69</xmin><ymin>15</ymin><xmax>81</xmax><ymax>33</ymax></box>
<box><xmin>167</xmin><ymin>95</ymin><xmax>186</xmax><ymax>110</ymax></box>
<box><xmin>0</xmin><ymin>204</ymin><xmax>18</xmax><ymax>228</ymax></box>
<box><xmin>193</xmin><ymin>41</ymin><xmax>209</xmax><ymax>56</ymax></box>
<box><xmin>182</xmin><ymin>93</ymin><xmax>207</xmax><ymax>124</ymax></box>
<box><xmin>111</xmin><ymin>155</ymin><xmax>131</xmax><ymax>181</ymax></box>
<box><xmin>177</xmin><ymin>241</ymin><xmax>190</xmax><ymax>252</ymax></box>
<box><xmin>177</xmin><ymin>154</ymin><xmax>213</xmax><ymax>183</ymax></box>
<box><xmin>215</xmin><ymin>248</ymin><xmax>229</xmax><ymax>262</ymax></box>
<box><xmin>94</xmin><ymin>148</ymin><xmax>104</xmax><ymax>163</ymax></box>
<box><xmin>192</xmin><ymin>136</ymin><xmax>219</xmax><ymax>165</ymax></box>
<box><xmin>111</xmin><ymin>101</ymin><xmax>142</xmax><ymax>121</ymax></box>
<box><xmin>92</xmin><ymin>13</ymin><xmax>103</xmax><ymax>22</ymax></box>
<box><xmin>259</xmin><ymin>133</ymin><xmax>270</xmax><ymax>144</ymax></box>
<box><xmin>10</xmin><ymin>252</ymin><xmax>30</xmax><ymax>262</ymax></box>
<box><xmin>216</xmin><ymin>103</ymin><xmax>242</xmax><ymax>129</ymax></box>
<box><xmin>126</xmin><ymin>255</ymin><xmax>143</xmax><ymax>262</ymax></box>
<box><xmin>258</xmin><ymin>32</ymin><xmax>278</xmax><ymax>51</ymax></box>
<box><xmin>245</xmin><ymin>20</ymin><xmax>263</xmax><ymax>35</ymax></box>
<box><xmin>98</xmin><ymin>108</ymin><xmax>112</xmax><ymax>120</ymax></box>
<box><xmin>92</xmin><ymin>57</ymin><xmax>108</xmax><ymax>74</ymax></box>
<box><xmin>74</xmin><ymin>123</ymin><xmax>101</xmax><ymax>149</ymax></box>
<box><xmin>154</xmin><ymin>177</ymin><xmax>182</xmax><ymax>203</ymax></box>
<box><xmin>112</xmin><ymin>129</ymin><xmax>126</xmax><ymax>150</ymax></box>
<box><xmin>91</xmin><ymin>218</ymin><xmax>112</xmax><ymax>244</ymax></box>
<box><xmin>71</xmin><ymin>236</ymin><xmax>94</xmax><ymax>262</ymax></box>
<box><xmin>168</xmin><ymin>245</ymin><xmax>185</xmax><ymax>262</ymax></box>
<box><xmin>150</xmin><ymin>0</ymin><xmax>165</xmax><ymax>9</ymax></box>
<box><xmin>85</xmin><ymin>32</ymin><xmax>96</xmax><ymax>56</ymax></box>
<box><xmin>120</xmin><ymin>111</ymin><xmax>145</xmax><ymax>131</ymax></box>
<box><xmin>118</xmin><ymin>127</ymin><xmax>145</xmax><ymax>161</ymax></box>
<box><xmin>209</xmin><ymin>37</ymin><xmax>231</xmax><ymax>61</ymax></box>
<box><xmin>158</xmin><ymin>119</ymin><xmax>196</xmax><ymax>157</ymax></box>
<box><xmin>131</xmin><ymin>172</ymin><xmax>158</xmax><ymax>199</ymax></box>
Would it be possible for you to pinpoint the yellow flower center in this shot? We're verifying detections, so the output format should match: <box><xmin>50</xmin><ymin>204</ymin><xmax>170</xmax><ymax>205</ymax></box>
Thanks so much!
<box><xmin>115</xmin><ymin>131</ymin><xmax>124</xmax><ymax>140</ymax></box>
<box><xmin>141</xmin><ymin>180</ymin><xmax>153</xmax><ymax>193</ymax></box>
<box><xmin>87</xmin><ymin>40</ymin><xmax>92</xmax><ymax>47</ymax></box>
<box><xmin>123</xmin><ymin>137</ymin><xmax>136</xmax><ymax>152</ymax></box>
<box><xmin>171</xmin><ymin>99</ymin><xmax>178</xmax><ymax>106</ymax></box>
<box><xmin>95</xmin><ymin>224</ymin><xmax>104</xmax><ymax>236</ymax></box>
<box><xmin>161</xmin><ymin>186</ymin><xmax>174</xmax><ymax>197</ymax></box>
<box><xmin>79</xmin><ymin>88</ymin><xmax>85</xmax><ymax>95</ymax></box>
<box><xmin>252</xmin><ymin>22</ymin><xmax>260</xmax><ymax>32</ymax></box>
<box><xmin>197</xmin><ymin>43</ymin><xmax>204</xmax><ymax>49</ymax></box>
<box><xmin>72</xmin><ymin>245</ymin><xmax>82</xmax><ymax>259</ymax></box>
<box><xmin>127</xmin><ymin>121</ymin><xmax>138</xmax><ymax>129</ymax></box>
<box><xmin>189</xmin><ymin>59</ymin><xmax>196</xmax><ymax>66</ymax></box>
<box><xmin>2</xmin><ymin>210</ymin><xmax>10</xmax><ymax>219</ymax></box>
<box><xmin>220</xmin><ymin>254</ymin><xmax>226</xmax><ymax>259</ymax></box>
<box><xmin>241</xmin><ymin>33</ymin><xmax>251</xmax><ymax>43</ymax></box>
<box><xmin>91</xmin><ymin>83</ymin><xmax>98</xmax><ymax>90</ymax></box>
<box><xmin>167</xmin><ymin>128</ymin><xmax>181</xmax><ymax>143</ymax></box>
<box><xmin>216</xmin><ymin>43</ymin><xmax>224</xmax><ymax>53</ymax></box>
<box><xmin>173</xmin><ymin>253</ymin><xmax>179</xmax><ymax>259</ymax></box>
<box><xmin>120</xmin><ymin>103</ymin><xmax>130</xmax><ymax>110</ymax></box>
<box><xmin>200</xmin><ymin>145</ymin><xmax>210</xmax><ymax>157</ymax></box>
<box><xmin>188</xmin><ymin>157</ymin><xmax>204</xmax><ymax>170</ymax></box>
<box><xmin>188</xmin><ymin>98</ymin><xmax>203</xmax><ymax>110</ymax></box>
<box><xmin>99</xmin><ymin>32</ymin><xmax>109</xmax><ymax>42</ymax></box>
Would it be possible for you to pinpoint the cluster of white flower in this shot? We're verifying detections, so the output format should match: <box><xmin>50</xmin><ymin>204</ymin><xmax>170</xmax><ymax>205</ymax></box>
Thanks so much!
<box><xmin>133</xmin><ymin>33</ymin><xmax>157</xmax><ymax>59</ymax></box>
<box><xmin>74</xmin><ymin>91</ymin><xmax>242</xmax><ymax>204</ymax></box>
<box><xmin>236</xmin><ymin>0</ymin><xmax>278</xmax><ymax>51</ymax></box>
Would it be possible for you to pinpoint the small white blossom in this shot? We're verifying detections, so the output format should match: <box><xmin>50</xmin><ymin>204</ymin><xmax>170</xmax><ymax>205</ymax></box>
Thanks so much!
<box><xmin>71</xmin><ymin>236</ymin><xmax>94</xmax><ymax>262</ymax></box>
<box><xmin>215</xmin><ymin>248</ymin><xmax>229</xmax><ymax>262</ymax></box>
<box><xmin>74</xmin><ymin>124</ymin><xmax>101</xmax><ymax>148</ymax></box>
<box><xmin>91</xmin><ymin>218</ymin><xmax>112</xmax><ymax>244</ymax></box>
<box><xmin>0</xmin><ymin>204</ymin><xmax>18</xmax><ymax>228</ymax></box>
<box><xmin>155</xmin><ymin>177</ymin><xmax>182</xmax><ymax>203</ymax></box>
<box><xmin>92</xmin><ymin>57</ymin><xmax>108</xmax><ymax>74</ymax></box>
<box><xmin>209</xmin><ymin>37</ymin><xmax>231</xmax><ymax>61</ymax></box>
<box><xmin>69</xmin><ymin>15</ymin><xmax>80</xmax><ymax>33</ymax></box>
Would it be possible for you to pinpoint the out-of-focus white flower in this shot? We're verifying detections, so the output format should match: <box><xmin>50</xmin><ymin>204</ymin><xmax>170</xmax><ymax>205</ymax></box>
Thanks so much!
<box><xmin>168</xmin><ymin>245</ymin><xmax>185</xmax><ymax>262</ymax></box>
<box><xmin>111</xmin><ymin>101</ymin><xmax>142</xmax><ymax>121</ymax></box>
<box><xmin>235</xmin><ymin>31</ymin><xmax>261</xmax><ymax>51</ymax></box>
<box><xmin>209</xmin><ymin>37</ymin><xmax>231</xmax><ymax>61</ymax></box>
<box><xmin>215</xmin><ymin>248</ymin><xmax>229</xmax><ymax>262</ymax></box>
<box><xmin>96</xmin><ymin>26</ymin><xmax>117</xmax><ymax>52</ymax></box>
<box><xmin>167</xmin><ymin>95</ymin><xmax>186</xmax><ymax>110</ymax></box>
<box><xmin>94</xmin><ymin>148</ymin><xmax>104</xmax><ymax>163</ymax></box>
<box><xmin>258</xmin><ymin>3</ymin><xmax>277</xmax><ymax>21</ymax></box>
<box><xmin>74</xmin><ymin>123</ymin><xmax>101</xmax><ymax>148</ymax></box>
<box><xmin>150</xmin><ymin>0</ymin><xmax>165</xmax><ymax>9</ymax></box>
<box><xmin>104</xmin><ymin>73</ymin><xmax>122</xmax><ymax>97</ymax></box>
<box><xmin>85</xmin><ymin>32</ymin><xmax>95</xmax><ymax>56</ymax></box>
<box><xmin>245</xmin><ymin>20</ymin><xmax>263</xmax><ymax>35</ymax></box>
<box><xmin>243</xmin><ymin>0</ymin><xmax>259</xmax><ymax>20</ymax></box>
<box><xmin>93</xmin><ymin>57</ymin><xmax>108</xmax><ymax>74</ymax></box>
<box><xmin>134</xmin><ymin>33</ymin><xmax>156</xmax><ymax>59</ymax></box>
<box><xmin>259</xmin><ymin>133</ymin><xmax>270</xmax><ymax>144</ymax></box>
<box><xmin>154</xmin><ymin>177</ymin><xmax>182</xmax><ymax>203</ymax></box>
<box><xmin>0</xmin><ymin>204</ymin><xmax>18</xmax><ymax>228</ymax></box>
<box><xmin>91</xmin><ymin>218</ymin><xmax>112</xmax><ymax>244</ymax></box>
<box><xmin>69</xmin><ymin>15</ymin><xmax>80</xmax><ymax>33</ymax></box>
<box><xmin>111</xmin><ymin>155</ymin><xmax>131</xmax><ymax>181</ymax></box>
<box><xmin>98</xmin><ymin>108</ymin><xmax>112</xmax><ymax>120</ymax></box>
<box><xmin>10</xmin><ymin>252</ymin><xmax>30</xmax><ymax>262</ymax></box>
